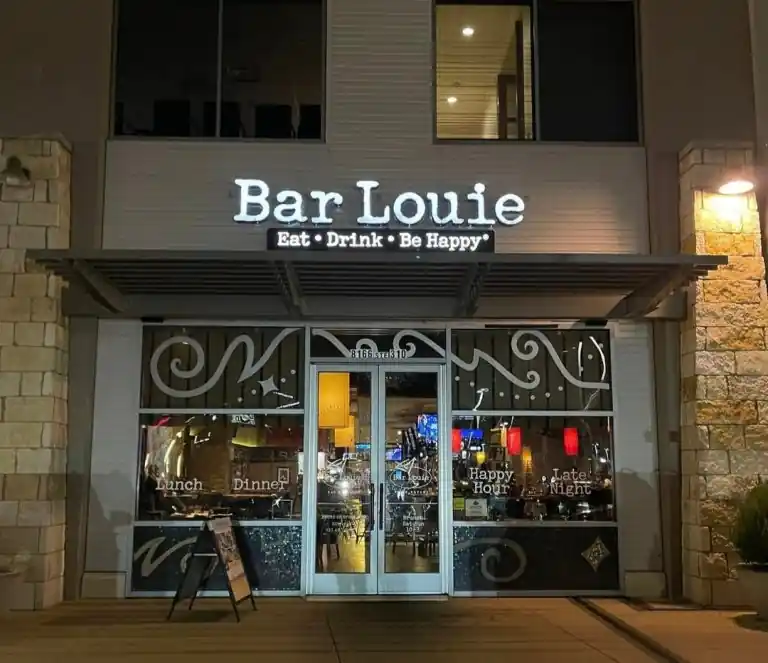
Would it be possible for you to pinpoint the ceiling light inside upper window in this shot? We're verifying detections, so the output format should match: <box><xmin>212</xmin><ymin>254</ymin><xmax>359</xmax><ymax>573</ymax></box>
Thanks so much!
<box><xmin>447</xmin><ymin>96</ymin><xmax>458</xmax><ymax>105</ymax></box>
<box><xmin>461</xmin><ymin>26</ymin><xmax>475</xmax><ymax>37</ymax></box>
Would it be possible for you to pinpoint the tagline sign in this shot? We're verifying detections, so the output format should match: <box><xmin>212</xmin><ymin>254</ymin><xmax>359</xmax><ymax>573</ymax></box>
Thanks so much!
<box><xmin>267</xmin><ymin>228</ymin><xmax>495</xmax><ymax>253</ymax></box>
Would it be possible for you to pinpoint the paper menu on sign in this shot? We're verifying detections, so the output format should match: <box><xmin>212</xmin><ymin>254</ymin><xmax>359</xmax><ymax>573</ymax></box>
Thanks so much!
<box><xmin>208</xmin><ymin>517</ymin><xmax>250</xmax><ymax>603</ymax></box>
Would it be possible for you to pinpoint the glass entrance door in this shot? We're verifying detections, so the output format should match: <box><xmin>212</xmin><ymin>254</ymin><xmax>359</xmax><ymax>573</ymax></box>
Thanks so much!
<box><xmin>309</xmin><ymin>365</ymin><xmax>443</xmax><ymax>595</ymax></box>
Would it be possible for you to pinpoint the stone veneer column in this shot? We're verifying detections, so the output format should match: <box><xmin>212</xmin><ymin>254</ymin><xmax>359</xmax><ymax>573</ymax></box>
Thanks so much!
<box><xmin>679</xmin><ymin>141</ymin><xmax>768</xmax><ymax>607</ymax></box>
<box><xmin>0</xmin><ymin>137</ymin><xmax>70</xmax><ymax>609</ymax></box>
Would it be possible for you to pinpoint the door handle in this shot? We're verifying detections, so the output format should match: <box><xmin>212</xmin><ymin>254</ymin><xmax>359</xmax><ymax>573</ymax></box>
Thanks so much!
<box><xmin>369</xmin><ymin>482</ymin><xmax>375</xmax><ymax>531</ymax></box>
<box><xmin>378</xmin><ymin>482</ymin><xmax>384</xmax><ymax>530</ymax></box>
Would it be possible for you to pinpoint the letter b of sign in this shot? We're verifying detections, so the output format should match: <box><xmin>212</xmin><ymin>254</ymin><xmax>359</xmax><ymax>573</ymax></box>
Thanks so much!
<box><xmin>234</xmin><ymin>179</ymin><xmax>270</xmax><ymax>223</ymax></box>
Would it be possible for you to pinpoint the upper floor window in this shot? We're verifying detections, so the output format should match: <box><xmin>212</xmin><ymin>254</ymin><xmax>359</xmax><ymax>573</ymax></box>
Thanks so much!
<box><xmin>435</xmin><ymin>0</ymin><xmax>639</xmax><ymax>142</ymax></box>
<box><xmin>113</xmin><ymin>0</ymin><xmax>324</xmax><ymax>139</ymax></box>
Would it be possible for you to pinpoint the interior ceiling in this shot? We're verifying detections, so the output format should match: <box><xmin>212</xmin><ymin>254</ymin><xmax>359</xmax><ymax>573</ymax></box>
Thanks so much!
<box><xmin>436</xmin><ymin>6</ymin><xmax>523</xmax><ymax>137</ymax></box>
<box><xmin>356</xmin><ymin>396</ymin><xmax>437</xmax><ymax>427</ymax></box>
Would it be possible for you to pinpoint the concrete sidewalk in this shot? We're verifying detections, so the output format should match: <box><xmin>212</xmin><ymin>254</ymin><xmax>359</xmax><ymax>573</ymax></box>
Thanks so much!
<box><xmin>0</xmin><ymin>598</ymin><xmax>656</xmax><ymax>663</ymax></box>
<box><xmin>585</xmin><ymin>599</ymin><xmax>768</xmax><ymax>663</ymax></box>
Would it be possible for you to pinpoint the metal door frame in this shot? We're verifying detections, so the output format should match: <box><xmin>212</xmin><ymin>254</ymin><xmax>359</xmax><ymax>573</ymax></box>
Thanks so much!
<box><xmin>375</xmin><ymin>364</ymin><xmax>446</xmax><ymax>595</ymax></box>
<box><xmin>304</xmin><ymin>363</ymin><xmax>449</xmax><ymax>595</ymax></box>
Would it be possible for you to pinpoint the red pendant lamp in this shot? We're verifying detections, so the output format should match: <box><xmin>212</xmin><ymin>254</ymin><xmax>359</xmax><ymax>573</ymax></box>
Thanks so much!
<box><xmin>451</xmin><ymin>428</ymin><xmax>462</xmax><ymax>454</ymax></box>
<box><xmin>506</xmin><ymin>427</ymin><xmax>522</xmax><ymax>455</ymax></box>
<box><xmin>563</xmin><ymin>427</ymin><xmax>579</xmax><ymax>457</ymax></box>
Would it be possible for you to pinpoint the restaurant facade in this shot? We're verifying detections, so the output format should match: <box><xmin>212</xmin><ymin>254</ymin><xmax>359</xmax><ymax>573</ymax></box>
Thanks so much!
<box><xmin>2</xmin><ymin>0</ymin><xmax>767</xmax><ymax>609</ymax></box>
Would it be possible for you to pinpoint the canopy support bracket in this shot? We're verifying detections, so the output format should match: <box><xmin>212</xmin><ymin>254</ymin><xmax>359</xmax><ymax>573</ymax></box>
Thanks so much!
<box><xmin>608</xmin><ymin>267</ymin><xmax>688</xmax><ymax>318</ymax></box>
<box><xmin>275</xmin><ymin>262</ymin><xmax>306</xmax><ymax>317</ymax></box>
<box><xmin>71</xmin><ymin>259</ymin><xmax>126</xmax><ymax>314</ymax></box>
<box><xmin>454</xmin><ymin>264</ymin><xmax>489</xmax><ymax>318</ymax></box>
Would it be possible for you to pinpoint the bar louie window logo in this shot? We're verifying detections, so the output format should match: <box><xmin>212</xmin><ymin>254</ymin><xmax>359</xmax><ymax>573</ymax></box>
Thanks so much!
<box><xmin>233</xmin><ymin>179</ymin><xmax>526</xmax><ymax>227</ymax></box>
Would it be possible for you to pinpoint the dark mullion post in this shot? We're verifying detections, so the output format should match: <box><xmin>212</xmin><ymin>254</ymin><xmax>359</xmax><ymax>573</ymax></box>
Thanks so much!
<box><xmin>531</xmin><ymin>0</ymin><xmax>541</xmax><ymax>140</ymax></box>
<box><xmin>215</xmin><ymin>0</ymin><xmax>225</xmax><ymax>137</ymax></box>
<box><xmin>514</xmin><ymin>21</ymin><xmax>525</xmax><ymax>140</ymax></box>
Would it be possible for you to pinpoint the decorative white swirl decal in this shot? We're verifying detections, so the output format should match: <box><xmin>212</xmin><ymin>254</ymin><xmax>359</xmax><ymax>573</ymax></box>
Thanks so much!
<box><xmin>133</xmin><ymin>535</ymin><xmax>199</xmax><ymax>577</ymax></box>
<box><xmin>149</xmin><ymin>327</ymin><xmax>300</xmax><ymax>398</ymax></box>
<box><xmin>392</xmin><ymin>329</ymin><xmax>539</xmax><ymax>389</ymax></box>
<box><xmin>454</xmin><ymin>537</ymin><xmax>528</xmax><ymax>583</ymax></box>
<box><xmin>394</xmin><ymin>328</ymin><xmax>609</xmax><ymax>391</ymax></box>
<box><xmin>312</xmin><ymin>328</ymin><xmax>413</xmax><ymax>358</ymax></box>
<box><xmin>577</xmin><ymin>335</ymin><xmax>609</xmax><ymax>411</ymax></box>
<box><xmin>510</xmin><ymin>330</ymin><xmax>608</xmax><ymax>391</ymax></box>
<box><xmin>311</xmin><ymin>328</ymin><xmax>353</xmax><ymax>357</ymax></box>
<box><xmin>591</xmin><ymin>335</ymin><xmax>607</xmax><ymax>381</ymax></box>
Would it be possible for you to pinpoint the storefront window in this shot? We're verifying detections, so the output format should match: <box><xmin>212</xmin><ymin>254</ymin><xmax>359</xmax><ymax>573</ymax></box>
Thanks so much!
<box><xmin>451</xmin><ymin>415</ymin><xmax>614</xmax><ymax>522</ymax></box>
<box><xmin>137</xmin><ymin>413</ymin><xmax>304</xmax><ymax>521</ymax></box>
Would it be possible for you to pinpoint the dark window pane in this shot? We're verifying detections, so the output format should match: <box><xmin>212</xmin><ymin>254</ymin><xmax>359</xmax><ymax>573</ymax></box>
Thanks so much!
<box><xmin>299</xmin><ymin>104</ymin><xmax>322</xmax><ymax>139</ymax></box>
<box><xmin>435</xmin><ymin>2</ymin><xmax>534</xmax><ymax>140</ymax></box>
<box><xmin>114</xmin><ymin>102</ymin><xmax>125</xmax><ymax>136</ymax></box>
<box><xmin>204</xmin><ymin>101</ymin><xmax>244</xmax><ymax>137</ymax></box>
<box><xmin>114</xmin><ymin>0</ymin><xmax>218</xmax><ymax>137</ymax></box>
<box><xmin>536</xmin><ymin>0</ymin><xmax>639</xmax><ymax>142</ymax></box>
<box><xmin>222</xmin><ymin>0</ymin><xmax>324</xmax><ymax>139</ymax></box>
<box><xmin>154</xmin><ymin>100</ymin><xmax>191</xmax><ymax>137</ymax></box>
<box><xmin>254</xmin><ymin>104</ymin><xmax>293</xmax><ymax>138</ymax></box>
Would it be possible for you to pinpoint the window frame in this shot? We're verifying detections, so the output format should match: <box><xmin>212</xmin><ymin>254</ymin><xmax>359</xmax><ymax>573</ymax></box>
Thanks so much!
<box><xmin>431</xmin><ymin>0</ymin><xmax>643</xmax><ymax>145</ymax></box>
<box><xmin>110</xmin><ymin>0</ymin><xmax>327</xmax><ymax>142</ymax></box>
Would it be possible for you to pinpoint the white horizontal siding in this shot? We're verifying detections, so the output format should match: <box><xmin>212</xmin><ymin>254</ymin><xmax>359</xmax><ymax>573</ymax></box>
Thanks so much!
<box><xmin>327</xmin><ymin>0</ymin><xmax>432</xmax><ymax>146</ymax></box>
<box><xmin>103</xmin><ymin>140</ymin><xmax>649</xmax><ymax>253</ymax></box>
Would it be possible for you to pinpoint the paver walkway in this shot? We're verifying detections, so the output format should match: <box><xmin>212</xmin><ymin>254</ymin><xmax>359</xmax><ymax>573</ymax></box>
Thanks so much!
<box><xmin>0</xmin><ymin>598</ymin><xmax>658</xmax><ymax>663</ymax></box>
<box><xmin>586</xmin><ymin>599</ymin><xmax>768</xmax><ymax>663</ymax></box>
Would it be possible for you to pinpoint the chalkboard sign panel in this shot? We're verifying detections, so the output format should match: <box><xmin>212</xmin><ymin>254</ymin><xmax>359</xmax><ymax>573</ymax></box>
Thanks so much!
<box><xmin>167</xmin><ymin>519</ymin><xmax>256</xmax><ymax>622</ymax></box>
<box><xmin>177</xmin><ymin>553</ymin><xmax>217</xmax><ymax>602</ymax></box>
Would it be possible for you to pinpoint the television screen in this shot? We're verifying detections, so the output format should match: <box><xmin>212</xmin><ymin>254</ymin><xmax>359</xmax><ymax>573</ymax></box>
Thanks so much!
<box><xmin>416</xmin><ymin>414</ymin><xmax>439</xmax><ymax>442</ymax></box>
<box><xmin>385</xmin><ymin>447</ymin><xmax>402</xmax><ymax>462</ymax></box>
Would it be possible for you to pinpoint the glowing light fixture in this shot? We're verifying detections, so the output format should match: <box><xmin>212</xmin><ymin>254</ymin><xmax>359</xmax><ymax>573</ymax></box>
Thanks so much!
<box><xmin>718</xmin><ymin>179</ymin><xmax>755</xmax><ymax>195</ymax></box>
<box><xmin>317</xmin><ymin>372</ymin><xmax>350</xmax><ymax>429</ymax></box>
<box><xmin>334</xmin><ymin>415</ymin><xmax>356</xmax><ymax>448</ymax></box>
<box><xmin>506</xmin><ymin>427</ymin><xmax>522</xmax><ymax>455</ymax></box>
<box><xmin>564</xmin><ymin>427</ymin><xmax>579</xmax><ymax>457</ymax></box>
<box><xmin>461</xmin><ymin>26</ymin><xmax>475</xmax><ymax>37</ymax></box>
<box><xmin>451</xmin><ymin>429</ymin><xmax>462</xmax><ymax>454</ymax></box>
<box><xmin>446</xmin><ymin>96</ymin><xmax>458</xmax><ymax>105</ymax></box>
<box><xmin>521</xmin><ymin>447</ymin><xmax>533</xmax><ymax>472</ymax></box>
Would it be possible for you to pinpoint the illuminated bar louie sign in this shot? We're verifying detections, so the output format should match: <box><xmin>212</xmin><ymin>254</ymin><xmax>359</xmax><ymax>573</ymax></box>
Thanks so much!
<box><xmin>233</xmin><ymin>179</ymin><xmax>525</xmax><ymax>227</ymax></box>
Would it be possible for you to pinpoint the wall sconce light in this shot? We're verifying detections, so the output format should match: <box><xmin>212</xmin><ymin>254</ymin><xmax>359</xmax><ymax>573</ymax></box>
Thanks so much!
<box><xmin>717</xmin><ymin>168</ymin><xmax>756</xmax><ymax>196</ymax></box>
<box><xmin>0</xmin><ymin>156</ymin><xmax>31</xmax><ymax>188</ymax></box>
<box><xmin>718</xmin><ymin>179</ymin><xmax>755</xmax><ymax>195</ymax></box>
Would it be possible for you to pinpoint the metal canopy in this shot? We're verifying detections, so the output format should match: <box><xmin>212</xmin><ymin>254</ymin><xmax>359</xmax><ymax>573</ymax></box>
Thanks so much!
<box><xmin>28</xmin><ymin>249</ymin><xmax>727</xmax><ymax>318</ymax></box>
